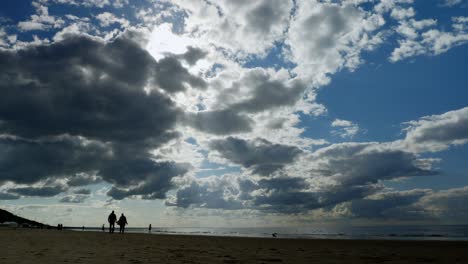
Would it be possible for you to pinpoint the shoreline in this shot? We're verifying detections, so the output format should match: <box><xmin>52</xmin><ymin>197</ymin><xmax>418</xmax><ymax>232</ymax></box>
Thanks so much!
<box><xmin>62</xmin><ymin>226</ymin><xmax>468</xmax><ymax>242</ymax></box>
<box><xmin>2</xmin><ymin>228</ymin><xmax>468</xmax><ymax>263</ymax></box>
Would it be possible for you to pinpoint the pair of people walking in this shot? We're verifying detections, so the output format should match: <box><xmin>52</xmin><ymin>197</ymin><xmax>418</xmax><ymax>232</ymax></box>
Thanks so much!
<box><xmin>108</xmin><ymin>210</ymin><xmax>128</xmax><ymax>234</ymax></box>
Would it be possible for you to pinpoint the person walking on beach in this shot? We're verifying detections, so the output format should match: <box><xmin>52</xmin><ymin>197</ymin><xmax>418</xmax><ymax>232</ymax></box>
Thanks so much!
<box><xmin>108</xmin><ymin>210</ymin><xmax>117</xmax><ymax>233</ymax></box>
<box><xmin>148</xmin><ymin>224</ymin><xmax>152</xmax><ymax>233</ymax></box>
<box><xmin>102</xmin><ymin>224</ymin><xmax>105</xmax><ymax>232</ymax></box>
<box><xmin>118</xmin><ymin>213</ymin><xmax>128</xmax><ymax>234</ymax></box>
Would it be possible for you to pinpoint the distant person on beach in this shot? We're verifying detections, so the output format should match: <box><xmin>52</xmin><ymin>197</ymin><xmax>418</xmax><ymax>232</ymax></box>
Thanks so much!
<box><xmin>149</xmin><ymin>224</ymin><xmax>152</xmax><ymax>233</ymax></box>
<box><xmin>102</xmin><ymin>224</ymin><xmax>105</xmax><ymax>232</ymax></box>
<box><xmin>118</xmin><ymin>213</ymin><xmax>128</xmax><ymax>234</ymax></box>
<box><xmin>82</xmin><ymin>226</ymin><xmax>85</xmax><ymax>231</ymax></box>
<box><xmin>108</xmin><ymin>210</ymin><xmax>117</xmax><ymax>233</ymax></box>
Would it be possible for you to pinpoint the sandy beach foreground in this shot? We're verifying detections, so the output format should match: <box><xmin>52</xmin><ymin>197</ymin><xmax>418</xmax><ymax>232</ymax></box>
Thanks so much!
<box><xmin>1</xmin><ymin>229</ymin><xmax>468</xmax><ymax>264</ymax></box>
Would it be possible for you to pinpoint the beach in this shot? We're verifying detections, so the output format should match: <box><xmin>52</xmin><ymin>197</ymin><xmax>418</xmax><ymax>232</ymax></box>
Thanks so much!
<box><xmin>1</xmin><ymin>228</ymin><xmax>468</xmax><ymax>264</ymax></box>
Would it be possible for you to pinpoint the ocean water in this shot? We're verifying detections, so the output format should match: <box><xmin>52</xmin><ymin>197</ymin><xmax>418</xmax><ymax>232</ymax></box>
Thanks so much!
<box><xmin>66</xmin><ymin>225</ymin><xmax>468</xmax><ymax>241</ymax></box>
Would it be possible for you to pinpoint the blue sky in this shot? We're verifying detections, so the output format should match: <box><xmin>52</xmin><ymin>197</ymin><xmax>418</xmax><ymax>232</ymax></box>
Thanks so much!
<box><xmin>0</xmin><ymin>0</ymin><xmax>467</xmax><ymax>227</ymax></box>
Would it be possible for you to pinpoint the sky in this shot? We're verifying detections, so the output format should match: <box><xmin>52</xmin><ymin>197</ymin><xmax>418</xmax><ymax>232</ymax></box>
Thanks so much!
<box><xmin>0</xmin><ymin>0</ymin><xmax>467</xmax><ymax>228</ymax></box>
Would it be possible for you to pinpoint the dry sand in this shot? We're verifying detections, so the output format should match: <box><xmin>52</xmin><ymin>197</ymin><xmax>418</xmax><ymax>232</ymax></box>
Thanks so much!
<box><xmin>1</xmin><ymin>228</ymin><xmax>468</xmax><ymax>263</ymax></box>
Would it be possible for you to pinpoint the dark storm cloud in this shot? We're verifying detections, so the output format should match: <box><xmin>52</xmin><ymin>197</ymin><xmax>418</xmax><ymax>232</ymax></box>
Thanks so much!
<box><xmin>9</xmin><ymin>185</ymin><xmax>67</xmax><ymax>197</ymax></box>
<box><xmin>178</xmin><ymin>46</ymin><xmax>208</xmax><ymax>66</ymax></box>
<box><xmin>167</xmin><ymin>174</ymin><xmax>381</xmax><ymax>213</ymax></box>
<box><xmin>344</xmin><ymin>186</ymin><xmax>468</xmax><ymax>221</ymax></box>
<box><xmin>0</xmin><ymin>34</ymin><xmax>181</xmax><ymax>144</ymax></box>
<box><xmin>0</xmin><ymin>137</ymin><xmax>110</xmax><ymax>184</ymax></box>
<box><xmin>0</xmin><ymin>192</ymin><xmax>20</xmax><ymax>200</ymax></box>
<box><xmin>209</xmin><ymin>137</ymin><xmax>302</xmax><ymax>175</ymax></box>
<box><xmin>167</xmin><ymin>141</ymin><xmax>438</xmax><ymax>213</ymax></box>
<box><xmin>348</xmin><ymin>189</ymin><xmax>430</xmax><ymax>219</ymax></box>
<box><xmin>73</xmin><ymin>188</ymin><xmax>91</xmax><ymax>195</ymax></box>
<box><xmin>184</xmin><ymin>70</ymin><xmax>306</xmax><ymax>135</ymax></box>
<box><xmin>312</xmin><ymin>143</ymin><xmax>437</xmax><ymax>185</ymax></box>
<box><xmin>185</xmin><ymin>109</ymin><xmax>253</xmax><ymax>135</ymax></box>
<box><xmin>155</xmin><ymin>56</ymin><xmax>207</xmax><ymax>93</ymax></box>
<box><xmin>252</xmin><ymin>184</ymin><xmax>381</xmax><ymax>214</ymax></box>
<box><xmin>217</xmin><ymin>70</ymin><xmax>307</xmax><ymax>114</ymax></box>
<box><xmin>106</xmin><ymin>161</ymin><xmax>189</xmax><ymax>200</ymax></box>
<box><xmin>67</xmin><ymin>174</ymin><xmax>102</xmax><ymax>187</ymax></box>
<box><xmin>0</xmin><ymin>32</ymin><xmax>200</xmax><ymax>199</ymax></box>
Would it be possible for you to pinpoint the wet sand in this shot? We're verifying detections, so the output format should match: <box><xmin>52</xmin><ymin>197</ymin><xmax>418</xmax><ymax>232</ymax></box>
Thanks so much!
<box><xmin>1</xmin><ymin>228</ymin><xmax>468</xmax><ymax>263</ymax></box>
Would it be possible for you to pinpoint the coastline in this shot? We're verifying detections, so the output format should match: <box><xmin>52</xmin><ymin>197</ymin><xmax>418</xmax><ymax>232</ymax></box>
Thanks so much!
<box><xmin>2</xmin><ymin>228</ymin><xmax>468</xmax><ymax>263</ymax></box>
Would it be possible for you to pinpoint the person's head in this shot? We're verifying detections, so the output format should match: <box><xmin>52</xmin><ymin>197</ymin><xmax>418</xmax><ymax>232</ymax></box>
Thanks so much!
<box><xmin>112</xmin><ymin>210</ymin><xmax>114</xmax><ymax>213</ymax></box>
<box><xmin>121</xmin><ymin>213</ymin><xmax>124</xmax><ymax>216</ymax></box>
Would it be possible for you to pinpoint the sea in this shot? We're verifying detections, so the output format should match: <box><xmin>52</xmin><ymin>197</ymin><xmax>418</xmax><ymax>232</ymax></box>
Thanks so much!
<box><xmin>65</xmin><ymin>225</ymin><xmax>468</xmax><ymax>241</ymax></box>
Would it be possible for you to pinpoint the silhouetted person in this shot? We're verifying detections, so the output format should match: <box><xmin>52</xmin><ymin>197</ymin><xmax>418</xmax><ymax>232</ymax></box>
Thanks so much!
<box><xmin>149</xmin><ymin>224</ymin><xmax>152</xmax><ymax>233</ymax></box>
<box><xmin>82</xmin><ymin>226</ymin><xmax>85</xmax><ymax>231</ymax></box>
<box><xmin>108</xmin><ymin>210</ymin><xmax>117</xmax><ymax>233</ymax></box>
<box><xmin>102</xmin><ymin>224</ymin><xmax>105</xmax><ymax>232</ymax></box>
<box><xmin>118</xmin><ymin>213</ymin><xmax>128</xmax><ymax>234</ymax></box>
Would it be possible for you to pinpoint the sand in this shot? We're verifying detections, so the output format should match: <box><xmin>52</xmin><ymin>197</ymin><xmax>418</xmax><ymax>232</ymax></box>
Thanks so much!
<box><xmin>1</xmin><ymin>228</ymin><xmax>468</xmax><ymax>263</ymax></box>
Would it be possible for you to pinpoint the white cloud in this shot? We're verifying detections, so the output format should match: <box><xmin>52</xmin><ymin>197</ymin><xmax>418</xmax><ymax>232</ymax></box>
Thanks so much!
<box><xmin>38</xmin><ymin>0</ymin><xmax>129</xmax><ymax>8</ymax></box>
<box><xmin>17</xmin><ymin>2</ymin><xmax>64</xmax><ymax>31</ymax></box>
<box><xmin>172</xmin><ymin>0</ymin><xmax>293</xmax><ymax>56</ymax></box>
<box><xmin>442</xmin><ymin>0</ymin><xmax>463</xmax><ymax>7</ymax></box>
<box><xmin>96</xmin><ymin>12</ymin><xmax>129</xmax><ymax>28</ymax></box>
<box><xmin>402</xmin><ymin>107</ymin><xmax>468</xmax><ymax>152</ymax></box>
<box><xmin>331</xmin><ymin>119</ymin><xmax>360</xmax><ymax>138</ymax></box>
<box><xmin>285</xmin><ymin>1</ymin><xmax>385</xmax><ymax>85</ymax></box>
<box><xmin>391</xmin><ymin>17</ymin><xmax>468</xmax><ymax>62</ymax></box>
<box><xmin>390</xmin><ymin>7</ymin><xmax>415</xmax><ymax>20</ymax></box>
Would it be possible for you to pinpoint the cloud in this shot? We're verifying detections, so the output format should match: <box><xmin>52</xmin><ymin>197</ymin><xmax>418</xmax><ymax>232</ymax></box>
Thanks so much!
<box><xmin>177</xmin><ymin>46</ymin><xmax>208</xmax><ymax>66</ymax></box>
<box><xmin>0</xmin><ymin>136</ymin><xmax>109</xmax><ymax>185</ymax></box>
<box><xmin>40</xmin><ymin>0</ymin><xmax>130</xmax><ymax>9</ymax></box>
<box><xmin>173</xmin><ymin>0</ymin><xmax>293</xmax><ymax>55</ymax></box>
<box><xmin>184</xmin><ymin>109</ymin><xmax>253</xmax><ymax>135</ymax></box>
<box><xmin>331</xmin><ymin>119</ymin><xmax>360</xmax><ymax>138</ymax></box>
<box><xmin>0</xmin><ymin>192</ymin><xmax>20</xmax><ymax>200</ymax></box>
<box><xmin>17</xmin><ymin>3</ymin><xmax>64</xmax><ymax>31</ymax></box>
<box><xmin>73</xmin><ymin>188</ymin><xmax>91</xmax><ymax>195</ymax></box>
<box><xmin>226</xmin><ymin>71</ymin><xmax>307</xmax><ymax>114</ymax></box>
<box><xmin>209</xmin><ymin>137</ymin><xmax>302</xmax><ymax>175</ymax></box>
<box><xmin>165</xmin><ymin>175</ymin><xmax>245</xmax><ymax>210</ymax></box>
<box><xmin>391</xmin><ymin>17</ymin><xmax>468</xmax><ymax>62</ymax></box>
<box><xmin>344</xmin><ymin>185</ymin><xmax>468</xmax><ymax>222</ymax></box>
<box><xmin>310</xmin><ymin>142</ymin><xmax>437</xmax><ymax>185</ymax></box>
<box><xmin>154</xmin><ymin>55</ymin><xmax>207</xmax><ymax>93</ymax></box>
<box><xmin>167</xmin><ymin>138</ymin><xmax>438</xmax><ymax>213</ymax></box>
<box><xmin>347</xmin><ymin>189</ymin><xmax>431</xmax><ymax>219</ymax></box>
<box><xmin>96</xmin><ymin>12</ymin><xmax>129</xmax><ymax>28</ymax></box>
<box><xmin>402</xmin><ymin>107</ymin><xmax>468</xmax><ymax>152</ymax></box>
<box><xmin>105</xmin><ymin>161</ymin><xmax>189</xmax><ymax>200</ymax></box>
<box><xmin>286</xmin><ymin>1</ymin><xmax>385</xmax><ymax>83</ymax></box>
<box><xmin>9</xmin><ymin>185</ymin><xmax>67</xmax><ymax>197</ymax></box>
<box><xmin>442</xmin><ymin>0</ymin><xmax>463</xmax><ymax>7</ymax></box>
<box><xmin>59</xmin><ymin>194</ymin><xmax>88</xmax><ymax>203</ymax></box>
<box><xmin>0</xmin><ymin>32</ymin><xmax>202</xmax><ymax>199</ymax></box>
<box><xmin>419</xmin><ymin>185</ymin><xmax>468</xmax><ymax>220</ymax></box>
